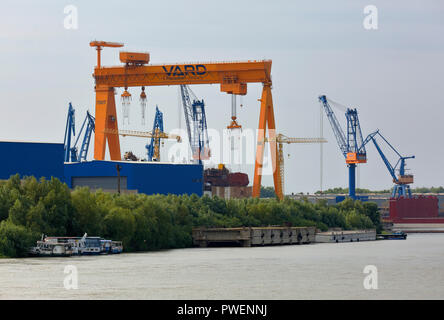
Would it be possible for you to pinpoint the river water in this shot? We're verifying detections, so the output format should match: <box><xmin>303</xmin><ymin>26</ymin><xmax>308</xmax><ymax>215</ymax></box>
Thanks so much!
<box><xmin>0</xmin><ymin>233</ymin><xmax>443</xmax><ymax>299</ymax></box>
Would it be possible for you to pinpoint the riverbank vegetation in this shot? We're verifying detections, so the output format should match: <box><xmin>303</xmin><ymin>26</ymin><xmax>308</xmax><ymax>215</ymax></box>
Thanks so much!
<box><xmin>316</xmin><ymin>186</ymin><xmax>444</xmax><ymax>194</ymax></box>
<box><xmin>0</xmin><ymin>175</ymin><xmax>381</xmax><ymax>257</ymax></box>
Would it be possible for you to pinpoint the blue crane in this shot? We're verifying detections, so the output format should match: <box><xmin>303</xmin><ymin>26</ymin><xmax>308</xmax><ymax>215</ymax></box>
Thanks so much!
<box><xmin>73</xmin><ymin>111</ymin><xmax>95</xmax><ymax>162</ymax></box>
<box><xmin>319</xmin><ymin>95</ymin><xmax>367</xmax><ymax>199</ymax></box>
<box><xmin>180</xmin><ymin>85</ymin><xmax>210</xmax><ymax>163</ymax></box>
<box><xmin>146</xmin><ymin>106</ymin><xmax>164</xmax><ymax>161</ymax></box>
<box><xmin>64</xmin><ymin>103</ymin><xmax>76</xmax><ymax>162</ymax></box>
<box><xmin>63</xmin><ymin>103</ymin><xmax>95</xmax><ymax>162</ymax></box>
<box><xmin>362</xmin><ymin>130</ymin><xmax>415</xmax><ymax>198</ymax></box>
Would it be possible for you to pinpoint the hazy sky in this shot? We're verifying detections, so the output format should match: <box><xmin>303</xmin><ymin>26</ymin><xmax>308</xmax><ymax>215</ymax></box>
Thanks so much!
<box><xmin>1</xmin><ymin>1</ymin><xmax>443</xmax><ymax>193</ymax></box>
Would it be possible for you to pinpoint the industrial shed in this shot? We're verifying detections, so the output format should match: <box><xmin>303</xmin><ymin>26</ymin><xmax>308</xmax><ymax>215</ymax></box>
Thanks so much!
<box><xmin>64</xmin><ymin>160</ymin><xmax>204</xmax><ymax>196</ymax></box>
<box><xmin>0</xmin><ymin>141</ymin><xmax>64</xmax><ymax>181</ymax></box>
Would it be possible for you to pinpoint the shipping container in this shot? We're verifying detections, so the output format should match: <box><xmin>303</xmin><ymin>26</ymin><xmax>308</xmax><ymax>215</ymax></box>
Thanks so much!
<box><xmin>389</xmin><ymin>196</ymin><xmax>439</xmax><ymax>222</ymax></box>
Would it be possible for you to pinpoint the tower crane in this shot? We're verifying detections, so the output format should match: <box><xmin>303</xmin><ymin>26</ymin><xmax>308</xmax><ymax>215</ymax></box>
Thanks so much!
<box><xmin>64</xmin><ymin>103</ymin><xmax>95</xmax><ymax>162</ymax></box>
<box><xmin>146</xmin><ymin>106</ymin><xmax>164</xmax><ymax>162</ymax></box>
<box><xmin>318</xmin><ymin>95</ymin><xmax>367</xmax><ymax>199</ymax></box>
<box><xmin>103</xmin><ymin>106</ymin><xmax>181</xmax><ymax>162</ymax></box>
<box><xmin>362</xmin><ymin>130</ymin><xmax>415</xmax><ymax>198</ymax></box>
<box><xmin>179</xmin><ymin>85</ymin><xmax>210</xmax><ymax>162</ymax></box>
<box><xmin>263</xmin><ymin>134</ymin><xmax>327</xmax><ymax>198</ymax></box>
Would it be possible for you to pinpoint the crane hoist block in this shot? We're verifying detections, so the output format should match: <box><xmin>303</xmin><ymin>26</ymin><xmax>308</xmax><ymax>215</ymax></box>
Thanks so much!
<box><xmin>220</xmin><ymin>82</ymin><xmax>247</xmax><ymax>95</ymax></box>
<box><xmin>345</xmin><ymin>152</ymin><xmax>367</xmax><ymax>164</ymax></box>
<box><xmin>119</xmin><ymin>52</ymin><xmax>150</xmax><ymax>65</ymax></box>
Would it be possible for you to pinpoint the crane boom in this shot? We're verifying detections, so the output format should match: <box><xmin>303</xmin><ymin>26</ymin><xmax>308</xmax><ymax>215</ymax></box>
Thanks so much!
<box><xmin>77</xmin><ymin>111</ymin><xmax>95</xmax><ymax>162</ymax></box>
<box><xmin>319</xmin><ymin>95</ymin><xmax>347</xmax><ymax>156</ymax></box>
<box><xmin>263</xmin><ymin>134</ymin><xmax>327</xmax><ymax>198</ymax></box>
<box><xmin>179</xmin><ymin>85</ymin><xmax>210</xmax><ymax>161</ymax></box>
<box><xmin>104</xmin><ymin>128</ymin><xmax>180</xmax><ymax>141</ymax></box>
<box><xmin>64</xmin><ymin>103</ymin><xmax>76</xmax><ymax>162</ymax></box>
<box><xmin>363</xmin><ymin>130</ymin><xmax>415</xmax><ymax>198</ymax></box>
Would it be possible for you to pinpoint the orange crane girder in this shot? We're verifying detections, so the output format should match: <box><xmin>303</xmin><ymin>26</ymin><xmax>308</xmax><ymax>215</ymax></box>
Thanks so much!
<box><xmin>92</xmin><ymin>60</ymin><xmax>272</xmax><ymax>88</ymax></box>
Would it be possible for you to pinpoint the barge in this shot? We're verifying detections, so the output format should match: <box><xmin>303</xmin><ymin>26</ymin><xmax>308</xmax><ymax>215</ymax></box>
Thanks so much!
<box><xmin>192</xmin><ymin>227</ymin><xmax>316</xmax><ymax>247</ymax></box>
<box><xmin>315</xmin><ymin>229</ymin><xmax>377</xmax><ymax>243</ymax></box>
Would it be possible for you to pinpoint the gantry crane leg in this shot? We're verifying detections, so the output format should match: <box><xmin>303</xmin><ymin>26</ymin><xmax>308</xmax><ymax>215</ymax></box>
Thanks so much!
<box><xmin>252</xmin><ymin>84</ymin><xmax>282</xmax><ymax>200</ymax></box>
<box><xmin>94</xmin><ymin>86</ymin><xmax>121</xmax><ymax>160</ymax></box>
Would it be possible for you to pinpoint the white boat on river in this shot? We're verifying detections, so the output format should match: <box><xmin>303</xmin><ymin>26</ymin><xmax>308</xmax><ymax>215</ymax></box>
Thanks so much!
<box><xmin>29</xmin><ymin>240</ymin><xmax>73</xmax><ymax>257</ymax></box>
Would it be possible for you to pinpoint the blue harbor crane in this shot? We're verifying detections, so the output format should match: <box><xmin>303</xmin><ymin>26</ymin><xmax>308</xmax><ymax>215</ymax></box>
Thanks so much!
<box><xmin>180</xmin><ymin>85</ymin><xmax>210</xmax><ymax>164</ymax></box>
<box><xmin>73</xmin><ymin>111</ymin><xmax>95</xmax><ymax>162</ymax></box>
<box><xmin>64</xmin><ymin>103</ymin><xmax>76</xmax><ymax>162</ymax></box>
<box><xmin>362</xmin><ymin>130</ymin><xmax>415</xmax><ymax>198</ymax></box>
<box><xmin>319</xmin><ymin>95</ymin><xmax>367</xmax><ymax>200</ymax></box>
<box><xmin>63</xmin><ymin>103</ymin><xmax>95</xmax><ymax>162</ymax></box>
<box><xmin>146</xmin><ymin>106</ymin><xmax>164</xmax><ymax>161</ymax></box>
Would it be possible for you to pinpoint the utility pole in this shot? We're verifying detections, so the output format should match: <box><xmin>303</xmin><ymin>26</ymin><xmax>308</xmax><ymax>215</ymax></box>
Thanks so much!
<box><xmin>116</xmin><ymin>164</ymin><xmax>122</xmax><ymax>194</ymax></box>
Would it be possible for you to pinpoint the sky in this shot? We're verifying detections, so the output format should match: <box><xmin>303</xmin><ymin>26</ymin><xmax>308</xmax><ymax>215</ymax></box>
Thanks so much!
<box><xmin>0</xmin><ymin>0</ymin><xmax>443</xmax><ymax>194</ymax></box>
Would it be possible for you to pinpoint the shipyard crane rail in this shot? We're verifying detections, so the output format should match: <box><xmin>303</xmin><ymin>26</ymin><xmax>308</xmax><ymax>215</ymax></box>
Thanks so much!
<box><xmin>319</xmin><ymin>95</ymin><xmax>366</xmax><ymax>199</ymax></box>
<box><xmin>362</xmin><ymin>129</ymin><xmax>415</xmax><ymax>198</ymax></box>
<box><xmin>180</xmin><ymin>85</ymin><xmax>210</xmax><ymax>162</ymax></box>
<box><xmin>262</xmin><ymin>134</ymin><xmax>327</xmax><ymax>198</ymax></box>
<box><xmin>90</xmin><ymin>41</ymin><xmax>278</xmax><ymax>199</ymax></box>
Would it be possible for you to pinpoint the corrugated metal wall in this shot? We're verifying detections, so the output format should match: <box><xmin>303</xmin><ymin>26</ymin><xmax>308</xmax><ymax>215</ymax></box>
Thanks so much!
<box><xmin>0</xmin><ymin>141</ymin><xmax>64</xmax><ymax>181</ymax></box>
<box><xmin>389</xmin><ymin>196</ymin><xmax>439</xmax><ymax>221</ymax></box>
<box><xmin>64</xmin><ymin>160</ymin><xmax>203</xmax><ymax>196</ymax></box>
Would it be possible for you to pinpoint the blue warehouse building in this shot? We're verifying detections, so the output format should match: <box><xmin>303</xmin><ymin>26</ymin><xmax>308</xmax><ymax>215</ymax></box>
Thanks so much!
<box><xmin>0</xmin><ymin>141</ymin><xmax>64</xmax><ymax>181</ymax></box>
<box><xmin>64</xmin><ymin>160</ymin><xmax>203</xmax><ymax>196</ymax></box>
<box><xmin>0</xmin><ymin>141</ymin><xmax>203</xmax><ymax>196</ymax></box>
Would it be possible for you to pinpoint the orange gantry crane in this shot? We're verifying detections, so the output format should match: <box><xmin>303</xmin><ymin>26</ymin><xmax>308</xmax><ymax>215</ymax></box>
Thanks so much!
<box><xmin>89</xmin><ymin>41</ymin><xmax>278</xmax><ymax>199</ymax></box>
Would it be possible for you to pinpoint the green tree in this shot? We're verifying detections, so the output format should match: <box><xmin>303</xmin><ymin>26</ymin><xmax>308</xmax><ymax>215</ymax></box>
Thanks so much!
<box><xmin>0</xmin><ymin>220</ymin><xmax>37</xmax><ymax>258</ymax></box>
<box><xmin>260</xmin><ymin>186</ymin><xmax>276</xmax><ymax>198</ymax></box>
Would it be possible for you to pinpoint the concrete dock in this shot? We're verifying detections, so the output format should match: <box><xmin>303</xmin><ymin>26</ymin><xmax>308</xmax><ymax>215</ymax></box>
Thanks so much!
<box><xmin>192</xmin><ymin>227</ymin><xmax>316</xmax><ymax>247</ymax></box>
<box><xmin>315</xmin><ymin>229</ymin><xmax>376</xmax><ymax>243</ymax></box>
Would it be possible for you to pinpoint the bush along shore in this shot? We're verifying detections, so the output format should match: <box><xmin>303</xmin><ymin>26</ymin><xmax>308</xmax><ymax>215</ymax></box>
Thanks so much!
<box><xmin>0</xmin><ymin>175</ymin><xmax>381</xmax><ymax>257</ymax></box>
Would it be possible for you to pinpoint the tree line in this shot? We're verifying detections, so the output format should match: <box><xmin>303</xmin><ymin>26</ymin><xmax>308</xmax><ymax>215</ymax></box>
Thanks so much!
<box><xmin>0</xmin><ymin>175</ymin><xmax>381</xmax><ymax>257</ymax></box>
<box><xmin>316</xmin><ymin>186</ymin><xmax>444</xmax><ymax>195</ymax></box>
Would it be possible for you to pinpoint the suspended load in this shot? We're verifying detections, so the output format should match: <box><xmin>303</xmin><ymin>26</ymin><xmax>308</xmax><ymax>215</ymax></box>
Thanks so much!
<box><xmin>121</xmin><ymin>87</ymin><xmax>131</xmax><ymax>125</ymax></box>
<box><xmin>140</xmin><ymin>86</ymin><xmax>147</xmax><ymax>125</ymax></box>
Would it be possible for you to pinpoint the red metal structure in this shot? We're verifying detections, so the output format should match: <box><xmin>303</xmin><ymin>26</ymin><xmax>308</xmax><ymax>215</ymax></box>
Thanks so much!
<box><xmin>389</xmin><ymin>196</ymin><xmax>441</xmax><ymax>223</ymax></box>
